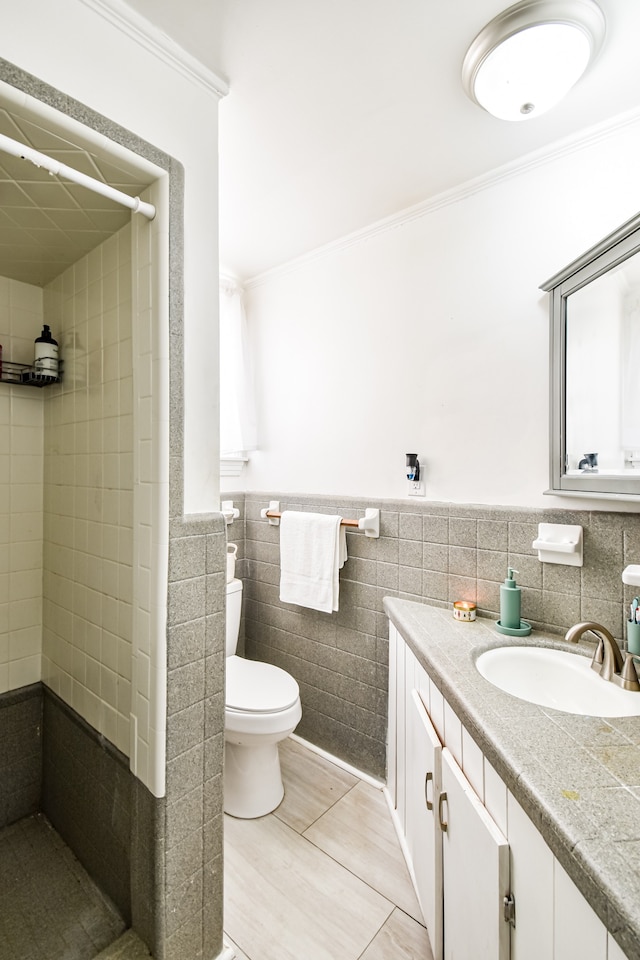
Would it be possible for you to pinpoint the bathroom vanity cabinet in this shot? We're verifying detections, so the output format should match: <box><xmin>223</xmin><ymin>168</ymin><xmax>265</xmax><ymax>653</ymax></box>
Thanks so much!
<box><xmin>387</xmin><ymin>614</ymin><xmax>630</xmax><ymax>960</ymax></box>
<box><xmin>390</xmin><ymin>624</ymin><xmax>509</xmax><ymax>960</ymax></box>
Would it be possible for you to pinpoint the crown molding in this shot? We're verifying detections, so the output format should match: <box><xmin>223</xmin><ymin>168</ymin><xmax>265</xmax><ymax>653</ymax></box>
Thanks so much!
<box><xmin>246</xmin><ymin>105</ymin><xmax>640</xmax><ymax>290</ymax></box>
<box><xmin>78</xmin><ymin>0</ymin><xmax>229</xmax><ymax>99</ymax></box>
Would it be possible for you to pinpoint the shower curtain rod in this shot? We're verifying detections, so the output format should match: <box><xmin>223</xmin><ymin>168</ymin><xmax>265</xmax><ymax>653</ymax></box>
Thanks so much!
<box><xmin>0</xmin><ymin>133</ymin><xmax>156</xmax><ymax>220</ymax></box>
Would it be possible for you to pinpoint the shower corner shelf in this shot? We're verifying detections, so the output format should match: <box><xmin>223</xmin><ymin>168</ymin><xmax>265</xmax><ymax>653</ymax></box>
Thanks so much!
<box><xmin>0</xmin><ymin>359</ymin><xmax>62</xmax><ymax>388</ymax></box>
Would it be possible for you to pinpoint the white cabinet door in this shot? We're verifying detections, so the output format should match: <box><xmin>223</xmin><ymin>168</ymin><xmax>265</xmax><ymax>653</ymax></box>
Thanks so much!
<box><xmin>440</xmin><ymin>748</ymin><xmax>510</xmax><ymax>960</ymax></box>
<box><xmin>507</xmin><ymin>793</ymin><xmax>553</xmax><ymax>960</ymax></box>
<box><xmin>553</xmin><ymin>862</ymin><xmax>607</xmax><ymax>960</ymax></box>
<box><xmin>395</xmin><ymin>629</ymin><xmax>407</xmax><ymax>829</ymax></box>
<box><xmin>388</xmin><ymin>623</ymin><xmax>398</xmax><ymax>807</ymax></box>
<box><xmin>406</xmin><ymin>688</ymin><xmax>443</xmax><ymax>960</ymax></box>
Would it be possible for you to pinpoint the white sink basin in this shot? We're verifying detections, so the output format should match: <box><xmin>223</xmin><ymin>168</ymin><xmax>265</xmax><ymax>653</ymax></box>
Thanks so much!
<box><xmin>476</xmin><ymin>645</ymin><xmax>640</xmax><ymax>716</ymax></box>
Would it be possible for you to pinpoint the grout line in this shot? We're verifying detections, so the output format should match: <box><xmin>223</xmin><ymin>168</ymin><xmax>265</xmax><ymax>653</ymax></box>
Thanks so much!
<box><xmin>295</xmin><ymin>779</ymin><xmax>361</xmax><ymax>835</ymax></box>
<box><xmin>353</xmin><ymin>907</ymin><xmax>398</xmax><ymax>960</ymax></box>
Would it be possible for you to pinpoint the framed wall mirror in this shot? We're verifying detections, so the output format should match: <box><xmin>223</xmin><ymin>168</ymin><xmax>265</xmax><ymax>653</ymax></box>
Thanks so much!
<box><xmin>542</xmin><ymin>211</ymin><xmax>640</xmax><ymax>500</ymax></box>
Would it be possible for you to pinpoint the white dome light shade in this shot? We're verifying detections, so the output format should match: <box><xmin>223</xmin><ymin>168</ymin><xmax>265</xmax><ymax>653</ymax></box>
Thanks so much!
<box><xmin>462</xmin><ymin>0</ymin><xmax>606</xmax><ymax>122</ymax></box>
<box><xmin>474</xmin><ymin>23</ymin><xmax>591</xmax><ymax>120</ymax></box>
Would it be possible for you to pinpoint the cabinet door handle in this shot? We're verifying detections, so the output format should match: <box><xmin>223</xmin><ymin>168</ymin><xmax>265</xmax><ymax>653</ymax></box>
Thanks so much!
<box><xmin>438</xmin><ymin>791</ymin><xmax>448</xmax><ymax>832</ymax></box>
<box><xmin>425</xmin><ymin>771</ymin><xmax>433</xmax><ymax>810</ymax></box>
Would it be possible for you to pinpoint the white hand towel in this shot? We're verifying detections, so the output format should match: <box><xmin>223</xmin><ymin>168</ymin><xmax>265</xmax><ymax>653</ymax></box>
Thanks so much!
<box><xmin>279</xmin><ymin>511</ymin><xmax>348</xmax><ymax>613</ymax></box>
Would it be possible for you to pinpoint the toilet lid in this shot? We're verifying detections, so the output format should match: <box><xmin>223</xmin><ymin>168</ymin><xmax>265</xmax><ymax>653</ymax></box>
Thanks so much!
<box><xmin>226</xmin><ymin>656</ymin><xmax>300</xmax><ymax>713</ymax></box>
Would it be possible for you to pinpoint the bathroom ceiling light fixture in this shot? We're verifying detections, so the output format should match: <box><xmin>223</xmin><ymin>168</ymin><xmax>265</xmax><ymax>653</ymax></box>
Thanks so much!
<box><xmin>461</xmin><ymin>0</ymin><xmax>605</xmax><ymax>122</ymax></box>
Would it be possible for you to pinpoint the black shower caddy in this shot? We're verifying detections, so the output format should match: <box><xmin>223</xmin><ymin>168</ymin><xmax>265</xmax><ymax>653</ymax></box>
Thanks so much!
<box><xmin>0</xmin><ymin>359</ymin><xmax>62</xmax><ymax>387</ymax></box>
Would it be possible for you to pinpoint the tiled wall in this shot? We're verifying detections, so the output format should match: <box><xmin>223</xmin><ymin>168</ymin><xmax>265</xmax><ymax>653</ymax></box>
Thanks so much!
<box><xmin>41</xmin><ymin>225</ymin><xmax>134</xmax><ymax>758</ymax></box>
<box><xmin>42</xmin><ymin>687</ymin><xmax>133</xmax><ymax>923</ymax></box>
<box><xmin>0</xmin><ymin>683</ymin><xmax>42</xmax><ymax>827</ymax></box>
<box><xmin>232</xmin><ymin>492</ymin><xmax>640</xmax><ymax>780</ymax></box>
<box><xmin>157</xmin><ymin>154</ymin><xmax>226</xmax><ymax>958</ymax></box>
<box><xmin>0</xmin><ymin>277</ymin><xmax>45</xmax><ymax>693</ymax></box>
<box><xmin>162</xmin><ymin>514</ymin><xmax>226</xmax><ymax>960</ymax></box>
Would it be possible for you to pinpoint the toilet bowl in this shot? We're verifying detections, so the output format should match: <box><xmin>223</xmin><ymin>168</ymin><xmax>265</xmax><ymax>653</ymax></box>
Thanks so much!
<box><xmin>224</xmin><ymin>578</ymin><xmax>302</xmax><ymax>818</ymax></box>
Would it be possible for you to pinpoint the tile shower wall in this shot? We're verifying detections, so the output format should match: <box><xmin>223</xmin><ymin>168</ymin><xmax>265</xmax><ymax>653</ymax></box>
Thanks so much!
<box><xmin>41</xmin><ymin>225</ymin><xmax>133</xmax><ymax>757</ymax></box>
<box><xmin>0</xmin><ymin>277</ymin><xmax>45</xmax><ymax>694</ymax></box>
<box><xmin>0</xmin><ymin>684</ymin><xmax>42</xmax><ymax>827</ymax></box>
<box><xmin>42</xmin><ymin>687</ymin><xmax>133</xmax><ymax>923</ymax></box>
<box><xmin>234</xmin><ymin>492</ymin><xmax>640</xmax><ymax>780</ymax></box>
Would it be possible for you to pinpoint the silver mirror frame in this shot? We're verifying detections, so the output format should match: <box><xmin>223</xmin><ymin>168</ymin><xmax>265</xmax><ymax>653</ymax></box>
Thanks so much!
<box><xmin>541</xmin><ymin>210</ymin><xmax>640</xmax><ymax>501</ymax></box>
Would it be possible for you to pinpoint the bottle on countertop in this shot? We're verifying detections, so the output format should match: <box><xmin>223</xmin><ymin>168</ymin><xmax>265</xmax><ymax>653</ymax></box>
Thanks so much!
<box><xmin>500</xmin><ymin>567</ymin><xmax>522</xmax><ymax>630</ymax></box>
<box><xmin>34</xmin><ymin>325</ymin><xmax>58</xmax><ymax>378</ymax></box>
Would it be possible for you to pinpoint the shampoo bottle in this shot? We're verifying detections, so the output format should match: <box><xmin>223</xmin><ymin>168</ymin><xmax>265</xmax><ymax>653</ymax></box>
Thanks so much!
<box><xmin>34</xmin><ymin>324</ymin><xmax>58</xmax><ymax>378</ymax></box>
<box><xmin>500</xmin><ymin>568</ymin><xmax>522</xmax><ymax>630</ymax></box>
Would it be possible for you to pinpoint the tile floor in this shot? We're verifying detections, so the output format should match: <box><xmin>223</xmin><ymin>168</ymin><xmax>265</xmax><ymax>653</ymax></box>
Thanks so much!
<box><xmin>0</xmin><ymin>814</ymin><xmax>127</xmax><ymax>960</ymax></box>
<box><xmin>1</xmin><ymin>737</ymin><xmax>432</xmax><ymax>960</ymax></box>
<box><xmin>224</xmin><ymin>737</ymin><xmax>434</xmax><ymax>960</ymax></box>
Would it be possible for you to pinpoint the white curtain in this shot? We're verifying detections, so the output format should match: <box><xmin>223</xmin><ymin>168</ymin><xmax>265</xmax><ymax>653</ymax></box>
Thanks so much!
<box><xmin>219</xmin><ymin>277</ymin><xmax>257</xmax><ymax>456</ymax></box>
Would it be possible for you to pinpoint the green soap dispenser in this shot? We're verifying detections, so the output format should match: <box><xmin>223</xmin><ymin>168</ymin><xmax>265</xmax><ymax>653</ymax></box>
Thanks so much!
<box><xmin>496</xmin><ymin>567</ymin><xmax>531</xmax><ymax>637</ymax></box>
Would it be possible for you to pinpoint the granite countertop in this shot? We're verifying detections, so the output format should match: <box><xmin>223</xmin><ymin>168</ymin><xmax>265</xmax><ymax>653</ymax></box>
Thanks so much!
<box><xmin>384</xmin><ymin>597</ymin><xmax>640</xmax><ymax>960</ymax></box>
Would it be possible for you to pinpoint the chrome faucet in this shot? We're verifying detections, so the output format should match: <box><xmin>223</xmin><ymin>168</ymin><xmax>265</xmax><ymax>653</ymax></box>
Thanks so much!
<box><xmin>565</xmin><ymin>621</ymin><xmax>640</xmax><ymax>691</ymax></box>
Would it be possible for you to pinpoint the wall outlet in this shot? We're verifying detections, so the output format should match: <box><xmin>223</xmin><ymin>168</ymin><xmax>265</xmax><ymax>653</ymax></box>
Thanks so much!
<box><xmin>408</xmin><ymin>480</ymin><xmax>425</xmax><ymax>497</ymax></box>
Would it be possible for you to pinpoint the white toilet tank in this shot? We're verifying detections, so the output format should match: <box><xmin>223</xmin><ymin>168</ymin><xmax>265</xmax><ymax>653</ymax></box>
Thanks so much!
<box><xmin>226</xmin><ymin>578</ymin><xmax>243</xmax><ymax>656</ymax></box>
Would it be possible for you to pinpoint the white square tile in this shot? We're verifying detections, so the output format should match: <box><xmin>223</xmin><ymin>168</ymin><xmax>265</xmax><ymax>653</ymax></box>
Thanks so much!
<box><xmin>117</xmin><ymin>674</ymin><xmax>131</xmax><ymax>716</ymax></box>
<box><xmin>102</xmin><ymin>234</ymin><xmax>119</xmax><ymax>277</ymax></box>
<box><xmin>8</xmin><ymin>654</ymin><xmax>40</xmax><ymax>688</ymax></box>
<box><xmin>9</xmin><ymin>569</ymin><xmax>41</xmax><ymax>602</ymax></box>
<box><xmin>115</xmin><ymin>712</ymin><xmax>130</xmax><ymax>755</ymax></box>
<box><xmin>115</xmin><ymin>590</ymin><xmax>131</xmax><ymax>633</ymax></box>
<box><xmin>12</xmin><ymin>483</ymin><xmax>42</xmax><ymax>515</ymax></box>
<box><xmin>10</xmin><ymin>454</ymin><xmax>43</xmax><ymax>485</ymax></box>
<box><xmin>71</xmin><ymin>646</ymin><xmax>86</xmax><ymax>685</ymax></box>
<box><xmin>9</xmin><ymin>277</ymin><xmax>43</xmax><ymax>315</ymax></box>
<box><xmin>84</xmin><ymin>688</ymin><xmax>101</xmax><ymax>730</ymax></box>
<box><xmin>136</xmin><ymin>651</ymin><xmax>151</xmax><ymax>698</ymax></box>
<box><xmin>100</xmin><ymin>664</ymin><xmax>117</xmax><ymax>708</ymax></box>
<box><xmin>10</xmin><ymin>394</ymin><xmax>44</xmax><ymax>428</ymax></box>
<box><xmin>101</xmin><ymin>700</ymin><xmax>119</xmax><ymax>746</ymax></box>
<box><xmin>86</xmin><ymin>654</ymin><xmax>101</xmax><ymax>695</ymax></box>
<box><xmin>0</xmin><ymin>484</ymin><xmax>8</xmax><ymax>518</ymax></box>
<box><xmin>73</xmin><ymin>255</ymin><xmax>88</xmax><ymax>292</ymax></box>
<box><xmin>85</xmin><ymin>621</ymin><xmax>101</xmax><ymax>660</ymax></box>
<box><xmin>9</xmin><ymin>596</ymin><xmax>42</xmax><ymax>631</ymax></box>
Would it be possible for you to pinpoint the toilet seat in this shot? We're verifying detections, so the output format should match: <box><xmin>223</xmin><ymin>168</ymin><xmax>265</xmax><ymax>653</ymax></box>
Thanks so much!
<box><xmin>226</xmin><ymin>655</ymin><xmax>300</xmax><ymax>713</ymax></box>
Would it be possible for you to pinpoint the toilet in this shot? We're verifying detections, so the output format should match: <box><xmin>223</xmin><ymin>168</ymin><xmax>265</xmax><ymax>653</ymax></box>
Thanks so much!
<box><xmin>224</xmin><ymin>578</ymin><xmax>302</xmax><ymax>818</ymax></box>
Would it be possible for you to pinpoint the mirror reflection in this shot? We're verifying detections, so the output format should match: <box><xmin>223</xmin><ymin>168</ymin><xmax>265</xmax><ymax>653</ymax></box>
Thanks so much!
<box><xmin>566</xmin><ymin>251</ymin><xmax>640</xmax><ymax>477</ymax></box>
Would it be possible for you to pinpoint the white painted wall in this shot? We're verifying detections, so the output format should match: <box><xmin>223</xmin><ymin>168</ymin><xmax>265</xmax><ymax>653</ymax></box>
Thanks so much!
<box><xmin>4</xmin><ymin>0</ymin><xmax>224</xmax><ymax>515</ymax></box>
<box><xmin>242</xmin><ymin>115</ymin><xmax>640</xmax><ymax>509</ymax></box>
